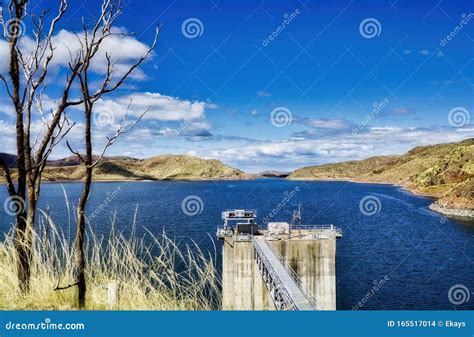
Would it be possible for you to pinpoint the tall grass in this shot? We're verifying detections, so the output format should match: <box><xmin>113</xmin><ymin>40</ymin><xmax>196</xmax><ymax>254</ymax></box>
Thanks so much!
<box><xmin>0</xmin><ymin>208</ymin><xmax>221</xmax><ymax>310</ymax></box>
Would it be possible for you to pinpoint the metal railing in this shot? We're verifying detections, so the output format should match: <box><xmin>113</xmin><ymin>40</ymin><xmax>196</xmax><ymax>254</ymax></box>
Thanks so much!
<box><xmin>292</xmin><ymin>224</ymin><xmax>343</xmax><ymax>236</ymax></box>
<box><xmin>253</xmin><ymin>239</ymin><xmax>298</xmax><ymax>310</ymax></box>
<box><xmin>216</xmin><ymin>227</ymin><xmax>254</xmax><ymax>241</ymax></box>
<box><xmin>264</xmin><ymin>241</ymin><xmax>319</xmax><ymax>309</ymax></box>
<box><xmin>217</xmin><ymin>225</ymin><xmax>343</xmax><ymax>239</ymax></box>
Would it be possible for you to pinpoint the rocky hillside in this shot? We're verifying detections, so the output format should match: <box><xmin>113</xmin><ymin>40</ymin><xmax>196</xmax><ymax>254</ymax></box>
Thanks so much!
<box><xmin>429</xmin><ymin>178</ymin><xmax>473</xmax><ymax>217</ymax></box>
<box><xmin>1</xmin><ymin>155</ymin><xmax>250</xmax><ymax>181</ymax></box>
<box><xmin>290</xmin><ymin>138</ymin><xmax>474</xmax><ymax>217</ymax></box>
<box><xmin>289</xmin><ymin>156</ymin><xmax>398</xmax><ymax>181</ymax></box>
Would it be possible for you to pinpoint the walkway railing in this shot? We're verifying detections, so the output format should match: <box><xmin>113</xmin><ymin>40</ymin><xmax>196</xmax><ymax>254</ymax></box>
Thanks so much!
<box><xmin>264</xmin><ymin>241</ymin><xmax>318</xmax><ymax>309</ymax></box>
<box><xmin>292</xmin><ymin>224</ymin><xmax>343</xmax><ymax>237</ymax></box>
<box><xmin>253</xmin><ymin>240</ymin><xmax>298</xmax><ymax>310</ymax></box>
<box><xmin>253</xmin><ymin>239</ymin><xmax>316</xmax><ymax>311</ymax></box>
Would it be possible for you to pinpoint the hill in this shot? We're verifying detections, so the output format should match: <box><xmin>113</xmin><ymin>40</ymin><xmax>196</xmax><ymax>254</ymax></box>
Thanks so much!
<box><xmin>254</xmin><ymin>171</ymin><xmax>290</xmax><ymax>178</ymax></box>
<box><xmin>289</xmin><ymin>138</ymin><xmax>474</xmax><ymax>217</ymax></box>
<box><xmin>1</xmin><ymin>155</ymin><xmax>250</xmax><ymax>181</ymax></box>
<box><xmin>46</xmin><ymin>155</ymin><xmax>138</xmax><ymax>167</ymax></box>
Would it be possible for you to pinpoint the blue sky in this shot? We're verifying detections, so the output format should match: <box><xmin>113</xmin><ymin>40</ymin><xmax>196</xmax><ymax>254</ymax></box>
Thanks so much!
<box><xmin>0</xmin><ymin>0</ymin><xmax>473</xmax><ymax>172</ymax></box>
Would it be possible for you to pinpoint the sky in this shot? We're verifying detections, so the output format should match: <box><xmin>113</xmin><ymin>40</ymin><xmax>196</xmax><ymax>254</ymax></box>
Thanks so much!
<box><xmin>0</xmin><ymin>0</ymin><xmax>473</xmax><ymax>172</ymax></box>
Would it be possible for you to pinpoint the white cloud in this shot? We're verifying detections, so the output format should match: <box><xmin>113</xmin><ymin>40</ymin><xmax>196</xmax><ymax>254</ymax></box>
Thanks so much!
<box><xmin>257</xmin><ymin>90</ymin><xmax>271</xmax><ymax>97</ymax></box>
<box><xmin>0</xmin><ymin>90</ymin><xmax>212</xmax><ymax>159</ymax></box>
<box><xmin>297</xmin><ymin>117</ymin><xmax>354</xmax><ymax>130</ymax></box>
<box><xmin>178</xmin><ymin>119</ymin><xmax>212</xmax><ymax>137</ymax></box>
<box><xmin>209</xmin><ymin>126</ymin><xmax>474</xmax><ymax>171</ymax></box>
<box><xmin>0</xmin><ymin>117</ymin><xmax>80</xmax><ymax>155</ymax></box>
<box><xmin>93</xmin><ymin>92</ymin><xmax>209</xmax><ymax>122</ymax></box>
<box><xmin>0</xmin><ymin>28</ymin><xmax>152</xmax><ymax>79</ymax></box>
<box><xmin>292</xmin><ymin>117</ymin><xmax>355</xmax><ymax>138</ymax></box>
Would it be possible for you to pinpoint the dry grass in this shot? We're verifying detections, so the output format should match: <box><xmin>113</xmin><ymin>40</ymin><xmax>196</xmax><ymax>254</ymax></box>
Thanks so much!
<box><xmin>0</xmin><ymin>209</ymin><xmax>221</xmax><ymax>310</ymax></box>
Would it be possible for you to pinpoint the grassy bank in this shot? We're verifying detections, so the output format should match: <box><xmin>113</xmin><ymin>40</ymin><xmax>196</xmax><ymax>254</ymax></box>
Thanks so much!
<box><xmin>0</xmin><ymin>214</ymin><xmax>221</xmax><ymax>310</ymax></box>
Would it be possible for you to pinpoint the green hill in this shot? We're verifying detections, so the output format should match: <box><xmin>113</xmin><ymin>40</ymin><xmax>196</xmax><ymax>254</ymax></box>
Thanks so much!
<box><xmin>289</xmin><ymin>138</ymin><xmax>474</xmax><ymax>216</ymax></box>
<box><xmin>289</xmin><ymin>156</ymin><xmax>398</xmax><ymax>181</ymax></box>
<box><xmin>1</xmin><ymin>155</ymin><xmax>250</xmax><ymax>181</ymax></box>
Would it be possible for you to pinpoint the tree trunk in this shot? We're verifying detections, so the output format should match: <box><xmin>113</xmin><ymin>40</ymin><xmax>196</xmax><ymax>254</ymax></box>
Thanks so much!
<box><xmin>9</xmin><ymin>2</ymin><xmax>31</xmax><ymax>293</ymax></box>
<box><xmin>68</xmin><ymin>3</ymin><xmax>157</xmax><ymax>307</ymax></box>
<box><xmin>13</xmin><ymin>96</ymin><xmax>30</xmax><ymax>293</ymax></box>
<box><xmin>15</xmin><ymin>212</ymin><xmax>30</xmax><ymax>292</ymax></box>
<box><xmin>76</xmin><ymin>107</ymin><xmax>93</xmax><ymax>309</ymax></box>
<box><xmin>76</xmin><ymin>170</ymin><xmax>91</xmax><ymax>308</ymax></box>
<box><xmin>3</xmin><ymin>0</ymin><xmax>80</xmax><ymax>294</ymax></box>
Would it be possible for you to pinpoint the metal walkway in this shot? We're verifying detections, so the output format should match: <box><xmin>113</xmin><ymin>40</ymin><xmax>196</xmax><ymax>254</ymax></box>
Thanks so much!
<box><xmin>253</xmin><ymin>239</ymin><xmax>316</xmax><ymax>311</ymax></box>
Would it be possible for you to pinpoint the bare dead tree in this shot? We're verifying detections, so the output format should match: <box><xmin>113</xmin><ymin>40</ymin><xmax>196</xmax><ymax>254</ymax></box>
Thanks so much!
<box><xmin>60</xmin><ymin>0</ymin><xmax>158</xmax><ymax>308</ymax></box>
<box><xmin>0</xmin><ymin>0</ymin><xmax>82</xmax><ymax>291</ymax></box>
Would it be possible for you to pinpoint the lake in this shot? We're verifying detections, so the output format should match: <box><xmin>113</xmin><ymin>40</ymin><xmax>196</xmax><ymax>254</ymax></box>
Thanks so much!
<box><xmin>1</xmin><ymin>179</ymin><xmax>473</xmax><ymax>310</ymax></box>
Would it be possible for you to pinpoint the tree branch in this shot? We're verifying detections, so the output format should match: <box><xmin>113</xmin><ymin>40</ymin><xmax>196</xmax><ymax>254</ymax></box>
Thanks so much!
<box><xmin>54</xmin><ymin>280</ymin><xmax>80</xmax><ymax>291</ymax></box>
<box><xmin>0</xmin><ymin>157</ymin><xmax>17</xmax><ymax>196</ymax></box>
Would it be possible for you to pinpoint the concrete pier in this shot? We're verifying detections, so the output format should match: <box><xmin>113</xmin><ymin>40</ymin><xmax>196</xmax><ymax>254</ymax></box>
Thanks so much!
<box><xmin>271</xmin><ymin>235</ymin><xmax>337</xmax><ymax>310</ymax></box>
<box><xmin>222</xmin><ymin>238</ymin><xmax>275</xmax><ymax>310</ymax></box>
<box><xmin>220</xmin><ymin>224</ymin><xmax>341</xmax><ymax>310</ymax></box>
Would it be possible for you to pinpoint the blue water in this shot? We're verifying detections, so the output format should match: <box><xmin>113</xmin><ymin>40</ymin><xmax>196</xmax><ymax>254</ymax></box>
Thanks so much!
<box><xmin>1</xmin><ymin>179</ymin><xmax>473</xmax><ymax>310</ymax></box>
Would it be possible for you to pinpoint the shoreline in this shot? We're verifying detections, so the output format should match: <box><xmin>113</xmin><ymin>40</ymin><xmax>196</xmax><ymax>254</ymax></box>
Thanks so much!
<box><xmin>289</xmin><ymin>176</ymin><xmax>439</xmax><ymax>198</ymax></box>
<box><xmin>289</xmin><ymin>177</ymin><xmax>474</xmax><ymax>219</ymax></box>
<box><xmin>1</xmin><ymin>176</ymin><xmax>471</xmax><ymax>220</ymax></box>
<box><xmin>0</xmin><ymin>177</ymin><xmax>252</xmax><ymax>184</ymax></box>
<box><xmin>0</xmin><ymin>175</ymin><xmax>449</xmax><ymax>198</ymax></box>
<box><xmin>428</xmin><ymin>203</ymin><xmax>474</xmax><ymax>219</ymax></box>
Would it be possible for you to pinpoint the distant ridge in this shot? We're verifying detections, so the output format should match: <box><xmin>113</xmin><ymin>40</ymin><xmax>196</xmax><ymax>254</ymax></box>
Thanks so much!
<box><xmin>46</xmin><ymin>155</ymin><xmax>138</xmax><ymax>167</ymax></box>
<box><xmin>0</xmin><ymin>154</ymin><xmax>250</xmax><ymax>181</ymax></box>
<box><xmin>45</xmin><ymin>155</ymin><xmax>250</xmax><ymax>181</ymax></box>
<box><xmin>255</xmin><ymin>171</ymin><xmax>290</xmax><ymax>178</ymax></box>
<box><xmin>289</xmin><ymin>138</ymin><xmax>474</xmax><ymax>217</ymax></box>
